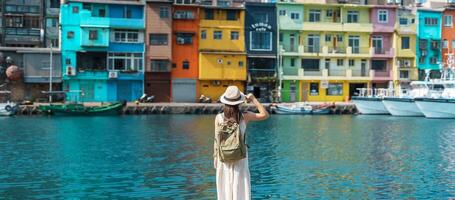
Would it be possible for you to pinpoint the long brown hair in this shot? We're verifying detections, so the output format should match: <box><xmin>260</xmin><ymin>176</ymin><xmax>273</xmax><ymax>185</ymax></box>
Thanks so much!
<box><xmin>223</xmin><ymin>104</ymin><xmax>242</xmax><ymax>124</ymax></box>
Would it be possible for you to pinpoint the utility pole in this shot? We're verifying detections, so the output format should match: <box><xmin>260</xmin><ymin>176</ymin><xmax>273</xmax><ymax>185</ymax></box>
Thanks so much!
<box><xmin>49</xmin><ymin>42</ymin><xmax>53</xmax><ymax>103</ymax></box>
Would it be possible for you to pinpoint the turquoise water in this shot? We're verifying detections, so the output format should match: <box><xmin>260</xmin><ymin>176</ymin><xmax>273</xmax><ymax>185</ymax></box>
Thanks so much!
<box><xmin>0</xmin><ymin>115</ymin><xmax>454</xmax><ymax>199</ymax></box>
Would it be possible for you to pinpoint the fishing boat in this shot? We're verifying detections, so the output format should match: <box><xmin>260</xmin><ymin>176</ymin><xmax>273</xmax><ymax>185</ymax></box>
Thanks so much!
<box><xmin>274</xmin><ymin>103</ymin><xmax>332</xmax><ymax>115</ymax></box>
<box><xmin>39</xmin><ymin>102</ymin><xmax>125</xmax><ymax>116</ymax></box>
<box><xmin>352</xmin><ymin>88</ymin><xmax>390</xmax><ymax>115</ymax></box>
<box><xmin>415</xmin><ymin>81</ymin><xmax>455</xmax><ymax>118</ymax></box>
<box><xmin>0</xmin><ymin>101</ymin><xmax>17</xmax><ymax>116</ymax></box>
<box><xmin>382</xmin><ymin>81</ymin><xmax>429</xmax><ymax>117</ymax></box>
<box><xmin>414</xmin><ymin>52</ymin><xmax>455</xmax><ymax>118</ymax></box>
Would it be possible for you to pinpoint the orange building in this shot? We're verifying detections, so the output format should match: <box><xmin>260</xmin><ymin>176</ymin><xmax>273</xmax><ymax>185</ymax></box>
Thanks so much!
<box><xmin>442</xmin><ymin>8</ymin><xmax>455</xmax><ymax>66</ymax></box>
<box><xmin>171</xmin><ymin>4</ymin><xmax>200</xmax><ymax>102</ymax></box>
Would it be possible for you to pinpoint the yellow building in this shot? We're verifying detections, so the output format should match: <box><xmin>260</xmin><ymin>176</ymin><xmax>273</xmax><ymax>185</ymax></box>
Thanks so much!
<box><xmin>199</xmin><ymin>6</ymin><xmax>246</xmax><ymax>100</ymax></box>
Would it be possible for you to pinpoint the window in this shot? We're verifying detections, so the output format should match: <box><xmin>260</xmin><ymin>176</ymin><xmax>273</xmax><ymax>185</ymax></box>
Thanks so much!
<box><xmin>231</xmin><ymin>31</ymin><xmax>239</xmax><ymax>40</ymax></box>
<box><xmin>201</xmin><ymin>30</ymin><xmax>207</xmax><ymax>39</ymax></box>
<box><xmin>325</xmin><ymin>59</ymin><xmax>330</xmax><ymax>69</ymax></box>
<box><xmin>251</xmin><ymin>32</ymin><xmax>272</xmax><ymax>51</ymax></box>
<box><xmin>424</xmin><ymin>17</ymin><xmax>438</xmax><ymax>26</ymax></box>
<box><xmin>160</xmin><ymin>7</ymin><xmax>169</xmax><ymax>18</ymax></box>
<box><xmin>83</xmin><ymin>3</ymin><xmax>91</xmax><ymax>10</ymax></box>
<box><xmin>419</xmin><ymin>56</ymin><xmax>425</xmax><ymax>64</ymax></box>
<box><xmin>371</xmin><ymin>60</ymin><xmax>386</xmax><ymax>71</ymax></box>
<box><xmin>173</xmin><ymin>11</ymin><xmax>194</xmax><ymax>19</ymax></box>
<box><xmin>255</xmin><ymin>12</ymin><xmax>268</xmax><ymax>23</ymax></box>
<box><xmin>302</xmin><ymin>59</ymin><xmax>320</xmax><ymax>71</ymax></box>
<box><xmin>347</xmin><ymin>11</ymin><xmax>359</xmax><ymax>23</ymax></box>
<box><xmin>444</xmin><ymin>15</ymin><xmax>453</xmax><ymax>27</ymax></box>
<box><xmin>182</xmin><ymin>61</ymin><xmax>189</xmax><ymax>69</ymax></box>
<box><xmin>430</xmin><ymin>57</ymin><xmax>438</xmax><ymax>64</ymax></box>
<box><xmin>325</xmin><ymin>34</ymin><xmax>331</xmax><ymax>42</ymax></box>
<box><xmin>67</xmin><ymin>31</ymin><xmax>74</xmax><ymax>39</ymax></box>
<box><xmin>149</xmin><ymin>34</ymin><xmax>168</xmax><ymax>45</ymax></box>
<box><xmin>337</xmin><ymin>59</ymin><xmax>344</xmax><ymax>66</ymax></box>
<box><xmin>176</xmin><ymin>33</ymin><xmax>193</xmax><ymax>44</ymax></box>
<box><xmin>337</xmin><ymin>35</ymin><xmax>343</xmax><ymax>42</ymax></box>
<box><xmin>431</xmin><ymin>40</ymin><xmax>440</xmax><ymax>49</ymax></box>
<box><xmin>399</xmin><ymin>18</ymin><xmax>408</xmax><ymax>25</ymax></box>
<box><xmin>291</xmin><ymin>12</ymin><xmax>300</xmax><ymax>20</ymax></box>
<box><xmin>400</xmin><ymin>71</ymin><xmax>409</xmax><ymax>79</ymax></box>
<box><xmin>378</xmin><ymin>10</ymin><xmax>388</xmax><ymax>23</ymax></box>
<box><xmin>443</xmin><ymin>39</ymin><xmax>448</xmax><ymax>49</ymax></box>
<box><xmin>279</xmin><ymin>33</ymin><xmax>283</xmax><ymax>42</ymax></box>
<box><xmin>309</xmin><ymin>10</ymin><xmax>321</xmax><ymax>22</ymax></box>
<box><xmin>326</xmin><ymin>83</ymin><xmax>343</xmax><ymax>96</ymax></box>
<box><xmin>227</xmin><ymin>10</ymin><xmax>238</xmax><ymax>21</ymax></box>
<box><xmin>50</xmin><ymin>0</ymin><xmax>60</xmax><ymax>8</ymax></box>
<box><xmin>72</xmin><ymin>6</ymin><xmax>79</xmax><ymax>13</ymax></box>
<box><xmin>326</xmin><ymin>10</ymin><xmax>333</xmax><ymax>17</ymax></box>
<box><xmin>290</xmin><ymin>58</ymin><xmax>295</xmax><ymax>67</ymax></box>
<box><xmin>88</xmin><ymin>30</ymin><xmax>98</xmax><ymax>40</ymax></box>
<box><xmin>214</xmin><ymin>31</ymin><xmax>222</xmax><ymax>40</ymax></box>
<box><xmin>114</xmin><ymin>30</ymin><xmax>140</xmax><ymax>43</ymax></box>
<box><xmin>108</xmin><ymin>53</ymin><xmax>143</xmax><ymax>71</ymax></box>
<box><xmin>46</xmin><ymin>18</ymin><xmax>58</xmax><ymax>27</ymax></box>
<box><xmin>238</xmin><ymin>61</ymin><xmax>243</xmax><ymax>67</ymax></box>
<box><xmin>279</xmin><ymin>10</ymin><xmax>286</xmax><ymax>16</ymax></box>
<box><xmin>349</xmin><ymin>59</ymin><xmax>355</xmax><ymax>67</ymax></box>
<box><xmin>453</xmin><ymin>40</ymin><xmax>455</xmax><ymax>49</ymax></box>
<box><xmin>149</xmin><ymin>60</ymin><xmax>169</xmax><ymax>72</ymax></box>
<box><xmin>125</xmin><ymin>8</ymin><xmax>132</xmax><ymax>18</ymax></box>
<box><xmin>99</xmin><ymin>9</ymin><xmax>106</xmax><ymax>17</ymax></box>
<box><xmin>205</xmin><ymin>9</ymin><xmax>214</xmax><ymax>20</ymax></box>
<box><xmin>310</xmin><ymin>83</ymin><xmax>319</xmax><ymax>96</ymax></box>
<box><xmin>401</xmin><ymin>37</ymin><xmax>410</xmax><ymax>49</ymax></box>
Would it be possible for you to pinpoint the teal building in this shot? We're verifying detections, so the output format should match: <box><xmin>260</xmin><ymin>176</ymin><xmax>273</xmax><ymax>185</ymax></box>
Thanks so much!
<box><xmin>61</xmin><ymin>0</ymin><xmax>145</xmax><ymax>102</ymax></box>
<box><xmin>416</xmin><ymin>8</ymin><xmax>442</xmax><ymax>78</ymax></box>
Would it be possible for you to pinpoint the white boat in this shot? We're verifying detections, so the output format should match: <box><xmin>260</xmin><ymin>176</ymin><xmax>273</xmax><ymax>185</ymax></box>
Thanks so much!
<box><xmin>382</xmin><ymin>81</ymin><xmax>429</xmax><ymax>117</ymax></box>
<box><xmin>0</xmin><ymin>101</ymin><xmax>17</xmax><ymax>116</ymax></box>
<box><xmin>415</xmin><ymin>81</ymin><xmax>455</xmax><ymax>118</ymax></box>
<box><xmin>352</xmin><ymin>88</ymin><xmax>390</xmax><ymax>115</ymax></box>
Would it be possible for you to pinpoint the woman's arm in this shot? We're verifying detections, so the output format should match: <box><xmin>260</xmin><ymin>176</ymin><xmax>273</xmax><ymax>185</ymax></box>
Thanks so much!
<box><xmin>244</xmin><ymin>94</ymin><xmax>269</xmax><ymax>123</ymax></box>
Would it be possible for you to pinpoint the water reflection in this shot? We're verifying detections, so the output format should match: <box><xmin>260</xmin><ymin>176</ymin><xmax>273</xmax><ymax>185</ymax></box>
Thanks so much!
<box><xmin>0</xmin><ymin>115</ymin><xmax>454</xmax><ymax>198</ymax></box>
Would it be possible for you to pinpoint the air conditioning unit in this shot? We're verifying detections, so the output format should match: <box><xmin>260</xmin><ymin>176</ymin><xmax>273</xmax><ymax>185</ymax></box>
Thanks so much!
<box><xmin>177</xmin><ymin>37</ymin><xmax>185</xmax><ymax>44</ymax></box>
<box><xmin>66</xmin><ymin>66</ymin><xmax>76</xmax><ymax>76</ymax></box>
<box><xmin>404</xmin><ymin>60</ymin><xmax>411</xmax><ymax>67</ymax></box>
<box><xmin>108</xmin><ymin>71</ymin><xmax>118</xmax><ymax>79</ymax></box>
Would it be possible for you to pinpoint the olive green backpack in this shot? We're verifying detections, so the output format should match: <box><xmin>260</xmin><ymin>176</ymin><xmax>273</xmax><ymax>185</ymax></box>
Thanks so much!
<box><xmin>216</xmin><ymin>114</ymin><xmax>247</xmax><ymax>163</ymax></box>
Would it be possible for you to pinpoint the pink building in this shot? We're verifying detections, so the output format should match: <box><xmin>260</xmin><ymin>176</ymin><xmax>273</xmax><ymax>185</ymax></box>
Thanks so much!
<box><xmin>370</xmin><ymin>5</ymin><xmax>397</xmax><ymax>87</ymax></box>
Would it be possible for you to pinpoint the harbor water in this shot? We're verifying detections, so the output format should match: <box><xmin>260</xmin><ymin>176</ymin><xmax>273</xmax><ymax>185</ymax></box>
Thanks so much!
<box><xmin>0</xmin><ymin>115</ymin><xmax>454</xmax><ymax>199</ymax></box>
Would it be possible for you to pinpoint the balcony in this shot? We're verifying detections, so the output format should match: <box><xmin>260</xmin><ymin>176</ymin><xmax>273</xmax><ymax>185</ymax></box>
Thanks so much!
<box><xmin>342</xmin><ymin>23</ymin><xmax>373</xmax><ymax>33</ymax></box>
<box><xmin>303</xmin><ymin>22</ymin><xmax>343</xmax><ymax>32</ymax></box>
<box><xmin>371</xmin><ymin>47</ymin><xmax>395</xmax><ymax>58</ymax></box>
<box><xmin>200</xmin><ymin>19</ymin><xmax>243</xmax><ymax>28</ymax></box>
<box><xmin>4</xmin><ymin>4</ymin><xmax>41</xmax><ymax>15</ymax></box>
<box><xmin>372</xmin><ymin>70</ymin><xmax>393</xmax><ymax>81</ymax></box>
<box><xmin>4</xmin><ymin>28</ymin><xmax>42</xmax><ymax>44</ymax></box>
<box><xmin>46</xmin><ymin>8</ymin><xmax>60</xmax><ymax>16</ymax></box>
<box><xmin>80</xmin><ymin>11</ymin><xmax>110</xmax><ymax>28</ymax></box>
<box><xmin>280</xmin><ymin>45</ymin><xmax>322</xmax><ymax>56</ymax></box>
<box><xmin>282</xmin><ymin>68</ymin><xmax>374</xmax><ymax>81</ymax></box>
<box><xmin>110</xmin><ymin>18</ymin><xmax>145</xmax><ymax>29</ymax></box>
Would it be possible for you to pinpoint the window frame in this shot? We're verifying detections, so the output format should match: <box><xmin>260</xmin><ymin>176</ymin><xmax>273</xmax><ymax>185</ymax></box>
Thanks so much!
<box><xmin>107</xmin><ymin>52</ymin><xmax>144</xmax><ymax>71</ymax></box>
<box><xmin>309</xmin><ymin>10</ymin><xmax>321</xmax><ymax>22</ymax></box>
<box><xmin>213</xmin><ymin>31</ymin><xmax>222</xmax><ymax>40</ymax></box>
<box><xmin>230</xmin><ymin>31</ymin><xmax>239</xmax><ymax>40</ymax></box>
<box><xmin>378</xmin><ymin>10</ymin><xmax>388</xmax><ymax>23</ymax></box>
<box><xmin>444</xmin><ymin>15</ymin><xmax>453</xmax><ymax>27</ymax></box>
<box><xmin>290</xmin><ymin>12</ymin><xmax>300</xmax><ymax>20</ymax></box>
<box><xmin>159</xmin><ymin>7</ymin><xmax>169</xmax><ymax>19</ymax></box>
<box><xmin>401</xmin><ymin>37</ymin><xmax>410</xmax><ymax>49</ymax></box>
<box><xmin>250</xmin><ymin>31</ymin><xmax>272</xmax><ymax>51</ymax></box>
<box><xmin>347</xmin><ymin>10</ymin><xmax>359</xmax><ymax>23</ymax></box>
<box><xmin>149</xmin><ymin>33</ymin><xmax>168</xmax><ymax>45</ymax></box>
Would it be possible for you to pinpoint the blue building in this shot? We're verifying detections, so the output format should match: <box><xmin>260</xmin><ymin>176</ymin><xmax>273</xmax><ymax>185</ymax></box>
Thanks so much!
<box><xmin>245</xmin><ymin>2</ymin><xmax>277</xmax><ymax>102</ymax></box>
<box><xmin>416</xmin><ymin>8</ymin><xmax>442</xmax><ymax>79</ymax></box>
<box><xmin>60</xmin><ymin>0</ymin><xmax>145</xmax><ymax>102</ymax></box>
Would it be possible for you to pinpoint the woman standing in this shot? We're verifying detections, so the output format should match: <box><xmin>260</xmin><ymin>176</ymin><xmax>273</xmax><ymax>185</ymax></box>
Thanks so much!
<box><xmin>214</xmin><ymin>86</ymin><xmax>269</xmax><ymax>200</ymax></box>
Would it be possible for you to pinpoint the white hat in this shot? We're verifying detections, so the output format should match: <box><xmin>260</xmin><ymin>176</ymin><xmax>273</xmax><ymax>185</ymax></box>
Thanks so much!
<box><xmin>220</xmin><ymin>86</ymin><xmax>245</xmax><ymax>105</ymax></box>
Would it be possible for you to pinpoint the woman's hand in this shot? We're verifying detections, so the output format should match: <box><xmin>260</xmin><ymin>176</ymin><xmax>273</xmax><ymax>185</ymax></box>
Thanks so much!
<box><xmin>245</xmin><ymin>93</ymin><xmax>257</xmax><ymax>103</ymax></box>
<box><xmin>213</xmin><ymin>158</ymin><xmax>218</xmax><ymax>169</ymax></box>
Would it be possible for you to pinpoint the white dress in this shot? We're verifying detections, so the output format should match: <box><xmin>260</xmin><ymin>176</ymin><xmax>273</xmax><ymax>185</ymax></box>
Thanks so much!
<box><xmin>214</xmin><ymin>113</ymin><xmax>251</xmax><ymax>200</ymax></box>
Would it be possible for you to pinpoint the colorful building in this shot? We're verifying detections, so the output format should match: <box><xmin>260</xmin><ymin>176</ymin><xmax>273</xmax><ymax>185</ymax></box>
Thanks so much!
<box><xmin>198</xmin><ymin>4</ymin><xmax>247</xmax><ymax>101</ymax></box>
<box><xmin>61</xmin><ymin>0</ymin><xmax>145</xmax><ymax>102</ymax></box>
<box><xmin>393</xmin><ymin>7</ymin><xmax>418</xmax><ymax>89</ymax></box>
<box><xmin>145</xmin><ymin>0</ymin><xmax>172</xmax><ymax>102</ymax></box>
<box><xmin>442</xmin><ymin>6</ymin><xmax>455</xmax><ymax>69</ymax></box>
<box><xmin>245</xmin><ymin>2</ymin><xmax>277</xmax><ymax>103</ymax></box>
<box><xmin>171</xmin><ymin>3</ymin><xmax>200</xmax><ymax>102</ymax></box>
<box><xmin>416</xmin><ymin>8</ymin><xmax>442</xmax><ymax>78</ymax></box>
<box><xmin>278</xmin><ymin>2</ymin><xmax>385</xmax><ymax>102</ymax></box>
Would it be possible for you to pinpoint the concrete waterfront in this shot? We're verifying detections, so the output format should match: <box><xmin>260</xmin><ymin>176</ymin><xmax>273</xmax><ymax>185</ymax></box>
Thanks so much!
<box><xmin>15</xmin><ymin>102</ymin><xmax>357</xmax><ymax>115</ymax></box>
